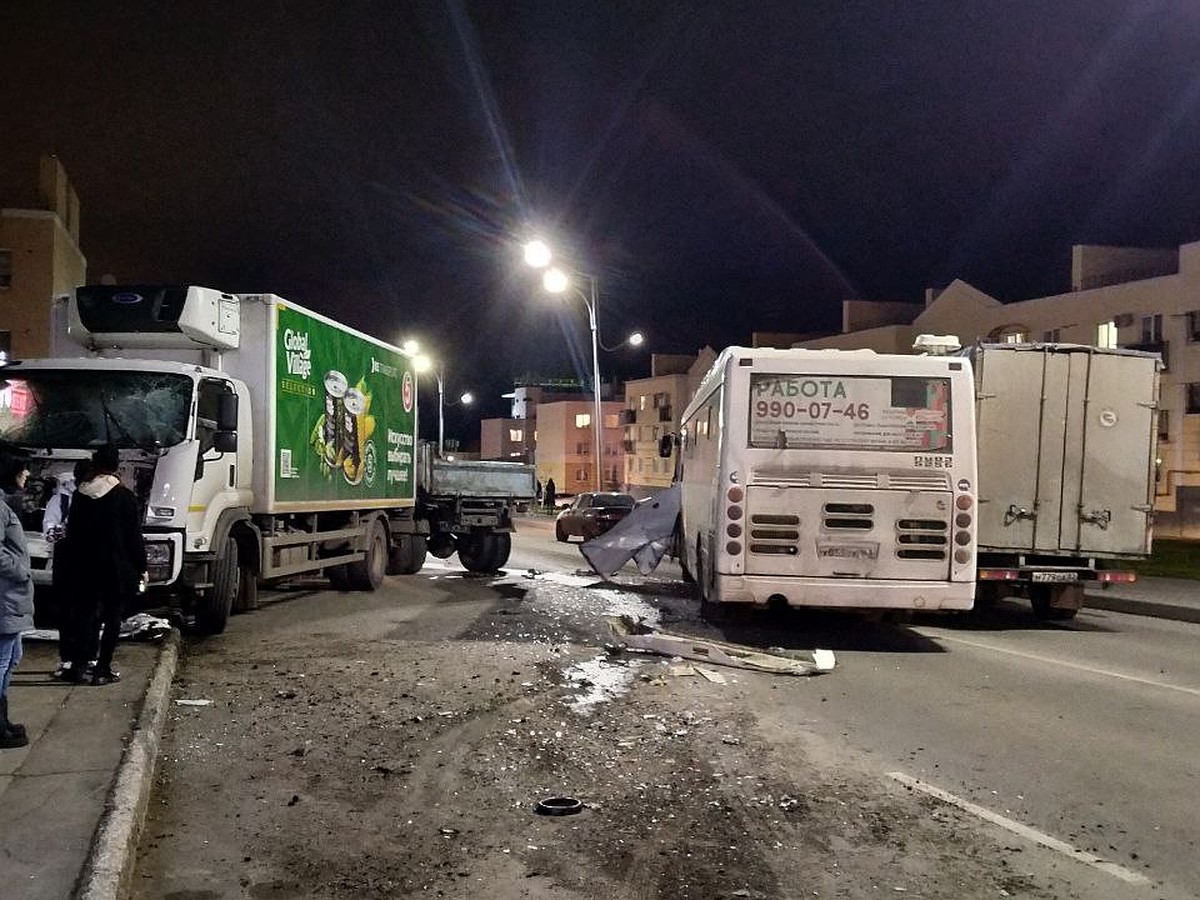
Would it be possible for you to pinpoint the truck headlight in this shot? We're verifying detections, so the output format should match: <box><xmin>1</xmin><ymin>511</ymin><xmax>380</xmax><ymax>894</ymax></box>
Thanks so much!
<box><xmin>145</xmin><ymin>542</ymin><xmax>173</xmax><ymax>582</ymax></box>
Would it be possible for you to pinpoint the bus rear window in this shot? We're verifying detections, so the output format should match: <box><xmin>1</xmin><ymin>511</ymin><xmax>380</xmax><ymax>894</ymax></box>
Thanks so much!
<box><xmin>748</xmin><ymin>374</ymin><xmax>952</xmax><ymax>452</ymax></box>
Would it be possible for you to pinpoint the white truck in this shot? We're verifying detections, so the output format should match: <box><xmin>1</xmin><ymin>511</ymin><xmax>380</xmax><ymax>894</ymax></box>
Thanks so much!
<box><xmin>0</xmin><ymin>284</ymin><xmax>534</xmax><ymax>634</ymax></box>
<box><xmin>967</xmin><ymin>342</ymin><xmax>1160</xmax><ymax>619</ymax></box>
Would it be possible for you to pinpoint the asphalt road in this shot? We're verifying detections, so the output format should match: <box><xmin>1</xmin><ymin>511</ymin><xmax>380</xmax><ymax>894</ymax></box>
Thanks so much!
<box><xmin>132</xmin><ymin>522</ymin><xmax>1200</xmax><ymax>899</ymax></box>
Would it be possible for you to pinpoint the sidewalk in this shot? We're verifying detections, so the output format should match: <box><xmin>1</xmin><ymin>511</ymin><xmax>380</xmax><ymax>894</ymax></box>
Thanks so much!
<box><xmin>0</xmin><ymin>574</ymin><xmax>1196</xmax><ymax>900</ymax></box>
<box><xmin>1084</xmin><ymin>574</ymin><xmax>1200</xmax><ymax>624</ymax></box>
<box><xmin>0</xmin><ymin>633</ymin><xmax>177</xmax><ymax>900</ymax></box>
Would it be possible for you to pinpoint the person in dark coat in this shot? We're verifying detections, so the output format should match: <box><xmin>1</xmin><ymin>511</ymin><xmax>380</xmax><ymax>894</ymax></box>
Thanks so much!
<box><xmin>0</xmin><ymin>452</ymin><xmax>34</xmax><ymax>747</ymax></box>
<box><xmin>65</xmin><ymin>445</ymin><xmax>145</xmax><ymax>685</ymax></box>
<box><xmin>544</xmin><ymin>477</ymin><xmax>556</xmax><ymax>512</ymax></box>
<box><xmin>47</xmin><ymin>459</ymin><xmax>93</xmax><ymax>681</ymax></box>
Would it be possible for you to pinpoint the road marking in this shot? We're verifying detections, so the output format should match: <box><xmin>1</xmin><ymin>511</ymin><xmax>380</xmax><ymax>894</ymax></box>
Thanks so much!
<box><xmin>929</xmin><ymin>633</ymin><xmax>1200</xmax><ymax>698</ymax></box>
<box><xmin>886</xmin><ymin>771</ymin><xmax>1152</xmax><ymax>886</ymax></box>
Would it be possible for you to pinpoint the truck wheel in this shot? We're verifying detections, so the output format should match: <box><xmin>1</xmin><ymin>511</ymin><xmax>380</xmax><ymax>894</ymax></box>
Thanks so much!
<box><xmin>486</xmin><ymin>532</ymin><xmax>512</xmax><ymax>570</ymax></box>
<box><xmin>347</xmin><ymin>519</ymin><xmax>388</xmax><ymax>591</ymax></box>
<box><xmin>387</xmin><ymin>533</ymin><xmax>428</xmax><ymax>575</ymax></box>
<box><xmin>428</xmin><ymin>533</ymin><xmax>456</xmax><ymax>559</ymax></box>
<box><xmin>195</xmin><ymin>536</ymin><xmax>238</xmax><ymax>635</ymax></box>
<box><xmin>1030</xmin><ymin>584</ymin><xmax>1081</xmax><ymax>621</ymax></box>
<box><xmin>233</xmin><ymin>561</ymin><xmax>259</xmax><ymax>613</ymax></box>
<box><xmin>458</xmin><ymin>534</ymin><xmax>496</xmax><ymax>573</ymax></box>
<box><xmin>328</xmin><ymin>564</ymin><xmax>352</xmax><ymax>591</ymax></box>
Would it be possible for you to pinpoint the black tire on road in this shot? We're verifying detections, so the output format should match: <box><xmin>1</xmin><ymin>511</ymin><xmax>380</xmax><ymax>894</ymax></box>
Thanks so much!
<box><xmin>387</xmin><ymin>533</ymin><xmax>428</xmax><ymax>575</ymax></box>
<box><xmin>485</xmin><ymin>532</ymin><xmax>512</xmax><ymax>570</ymax></box>
<box><xmin>555</xmin><ymin>522</ymin><xmax>568</xmax><ymax>543</ymax></box>
<box><xmin>195</xmin><ymin>536</ymin><xmax>238</xmax><ymax>635</ymax></box>
<box><xmin>458</xmin><ymin>533</ymin><xmax>496</xmax><ymax>573</ymax></box>
<box><xmin>328</xmin><ymin>564</ymin><xmax>352</xmax><ymax>591</ymax></box>
<box><xmin>676</xmin><ymin>522</ymin><xmax>694</xmax><ymax>584</ymax></box>
<box><xmin>347</xmin><ymin>518</ymin><xmax>388</xmax><ymax>591</ymax></box>
<box><xmin>1030</xmin><ymin>584</ymin><xmax>1081</xmax><ymax>621</ymax></box>
<box><xmin>695</xmin><ymin>537</ymin><xmax>725</xmax><ymax>623</ymax></box>
<box><xmin>233</xmin><ymin>558</ymin><xmax>259</xmax><ymax>613</ymax></box>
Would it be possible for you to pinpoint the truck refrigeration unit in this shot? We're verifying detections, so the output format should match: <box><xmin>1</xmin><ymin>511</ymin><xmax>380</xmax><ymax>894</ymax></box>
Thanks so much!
<box><xmin>0</xmin><ymin>284</ymin><xmax>534</xmax><ymax>634</ymax></box>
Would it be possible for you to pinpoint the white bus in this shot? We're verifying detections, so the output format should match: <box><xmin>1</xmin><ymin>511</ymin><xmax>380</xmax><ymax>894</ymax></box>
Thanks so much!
<box><xmin>669</xmin><ymin>345</ymin><xmax>977</xmax><ymax>616</ymax></box>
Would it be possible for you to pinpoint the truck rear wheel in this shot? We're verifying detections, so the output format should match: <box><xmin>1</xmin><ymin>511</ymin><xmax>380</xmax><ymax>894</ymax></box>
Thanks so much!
<box><xmin>195</xmin><ymin>536</ymin><xmax>238</xmax><ymax>635</ymax></box>
<box><xmin>487</xmin><ymin>532</ymin><xmax>512</xmax><ymax>569</ymax></box>
<box><xmin>387</xmin><ymin>533</ymin><xmax>428</xmax><ymax>575</ymax></box>
<box><xmin>233</xmin><ymin>562</ymin><xmax>259</xmax><ymax>613</ymax></box>
<box><xmin>458</xmin><ymin>533</ymin><xmax>504</xmax><ymax>573</ymax></box>
<box><xmin>347</xmin><ymin>519</ymin><xmax>388</xmax><ymax>591</ymax></box>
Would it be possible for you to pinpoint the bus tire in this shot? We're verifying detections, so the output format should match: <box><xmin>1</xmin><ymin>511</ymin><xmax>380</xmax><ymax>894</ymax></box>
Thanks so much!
<box><xmin>676</xmin><ymin>522</ymin><xmax>694</xmax><ymax>583</ymax></box>
<box><xmin>695</xmin><ymin>537</ymin><xmax>725</xmax><ymax>622</ymax></box>
<box><xmin>195</xmin><ymin>536</ymin><xmax>238</xmax><ymax>635</ymax></box>
<box><xmin>346</xmin><ymin>518</ymin><xmax>388</xmax><ymax>591</ymax></box>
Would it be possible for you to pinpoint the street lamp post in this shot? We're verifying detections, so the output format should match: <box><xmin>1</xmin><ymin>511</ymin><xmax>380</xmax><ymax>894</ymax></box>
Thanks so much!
<box><xmin>411</xmin><ymin>350</ymin><xmax>473</xmax><ymax>458</ymax></box>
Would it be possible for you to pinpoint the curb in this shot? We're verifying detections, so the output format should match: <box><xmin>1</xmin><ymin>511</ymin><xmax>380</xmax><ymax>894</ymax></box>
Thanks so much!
<box><xmin>1084</xmin><ymin>593</ymin><xmax>1200</xmax><ymax>625</ymax></box>
<box><xmin>77</xmin><ymin>629</ymin><xmax>180</xmax><ymax>900</ymax></box>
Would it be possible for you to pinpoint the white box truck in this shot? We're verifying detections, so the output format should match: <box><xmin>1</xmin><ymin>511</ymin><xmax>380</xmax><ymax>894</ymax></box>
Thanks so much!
<box><xmin>0</xmin><ymin>284</ymin><xmax>534</xmax><ymax>634</ymax></box>
<box><xmin>967</xmin><ymin>342</ymin><xmax>1160</xmax><ymax>619</ymax></box>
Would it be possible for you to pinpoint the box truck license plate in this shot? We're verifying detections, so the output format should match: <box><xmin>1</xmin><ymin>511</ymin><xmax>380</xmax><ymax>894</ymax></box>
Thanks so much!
<box><xmin>1031</xmin><ymin>571</ymin><xmax>1077</xmax><ymax>583</ymax></box>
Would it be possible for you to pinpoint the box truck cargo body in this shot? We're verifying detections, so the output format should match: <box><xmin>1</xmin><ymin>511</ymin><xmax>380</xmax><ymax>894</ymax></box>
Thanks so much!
<box><xmin>0</xmin><ymin>285</ymin><xmax>533</xmax><ymax>634</ymax></box>
<box><xmin>968</xmin><ymin>343</ymin><xmax>1159</xmax><ymax>618</ymax></box>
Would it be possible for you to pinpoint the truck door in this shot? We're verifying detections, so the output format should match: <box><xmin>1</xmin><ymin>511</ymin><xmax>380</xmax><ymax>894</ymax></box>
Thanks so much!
<box><xmin>1069</xmin><ymin>351</ymin><xmax>1157</xmax><ymax>555</ymax></box>
<box><xmin>975</xmin><ymin>348</ymin><xmax>1052</xmax><ymax>550</ymax></box>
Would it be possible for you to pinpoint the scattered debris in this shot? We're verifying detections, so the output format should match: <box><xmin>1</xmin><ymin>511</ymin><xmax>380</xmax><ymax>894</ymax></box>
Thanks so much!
<box><xmin>174</xmin><ymin>699</ymin><xmax>214</xmax><ymax>707</ymax></box>
<box><xmin>580</xmin><ymin>485</ymin><xmax>680</xmax><ymax>576</ymax></box>
<box><xmin>535</xmin><ymin>796</ymin><xmax>584</xmax><ymax>816</ymax></box>
<box><xmin>606</xmin><ymin>615</ymin><xmax>835</xmax><ymax>676</ymax></box>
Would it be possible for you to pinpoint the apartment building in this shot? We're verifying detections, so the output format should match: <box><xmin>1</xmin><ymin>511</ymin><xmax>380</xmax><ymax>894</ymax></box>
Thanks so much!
<box><xmin>0</xmin><ymin>155</ymin><xmax>87</xmax><ymax>358</ymax></box>
<box><xmin>533</xmin><ymin>399</ymin><xmax>626</xmax><ymax>497</ymax></box>
<box><xmin>795</xmin><ymin>240</ymin><xmax>1200</xmax><ymax>538</ymax></box>
<box><xmin>621</xmin><ymin>350</ymin><xmax>716</xmax><ymax>498</ymax></box>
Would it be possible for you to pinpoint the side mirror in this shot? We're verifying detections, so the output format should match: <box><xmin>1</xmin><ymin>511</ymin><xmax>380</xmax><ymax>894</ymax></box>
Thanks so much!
<box><xmin>658</xmin><ymin>434</ymin><xmax>676</xmax><ymax>458</ymax></box>
<box><xmin>216</xmin><ymin>392</ymin><xmax>239</xmax><ymax>431</ymax></box>
<box><xmin>213</xmin><ymin>430</ymin><xmax>238</xmax><ymax>453</ymax></box>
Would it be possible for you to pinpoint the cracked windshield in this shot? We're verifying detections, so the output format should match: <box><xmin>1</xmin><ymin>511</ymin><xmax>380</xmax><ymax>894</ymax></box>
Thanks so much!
<box><xmin>0</xmin><ymin>370</ymin><xmax>191</xmax><ymax>449</ymax></box>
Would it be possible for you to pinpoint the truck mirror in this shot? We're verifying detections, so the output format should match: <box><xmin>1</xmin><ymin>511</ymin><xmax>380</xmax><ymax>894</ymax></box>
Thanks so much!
<box><xmin>658</xmin><ymin>434</ymin><xmax>675</xmax><ymax>458</ymax></box>
<box><xmin>213</xmin><ymin>430</ymin><xmax>238</xmax><ymax>454</ymax></box>
<box><xmin>216</xmin><ymin>392</ymin><xmax>239</xmax><ymax>430</ymax></box>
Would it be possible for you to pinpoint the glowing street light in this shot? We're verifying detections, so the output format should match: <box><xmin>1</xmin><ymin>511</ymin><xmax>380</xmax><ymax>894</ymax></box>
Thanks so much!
<box><xmin>412</xmin><ymin>352</ymin><xmax>472</xmax><ymax>457</ymax></box>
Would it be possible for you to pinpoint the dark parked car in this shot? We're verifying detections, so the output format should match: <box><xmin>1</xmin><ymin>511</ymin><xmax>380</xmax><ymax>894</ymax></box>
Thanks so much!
<box><xmin>555</xmin><ymin>492</ymin><xmax>636</xmax><ymax>542</ymax></box>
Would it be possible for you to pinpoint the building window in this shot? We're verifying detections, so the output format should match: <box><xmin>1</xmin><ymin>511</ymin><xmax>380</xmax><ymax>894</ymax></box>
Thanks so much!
<box><xmin>604</xmin><ymin>413</ymin><xmax>619</xmax><ymax>428</ymax></box>
<box><xmin>1158</xmin><ymin>409</ymin><xmax>1170</xmax><ymax>442</ymax></box>
<box><xmin>576</xmin><ymin>441</ymin><xmax>589</xmax><ymax>455</ymax></box>
<box><xmin>508</xmin><ymin>428</ymin><xmax>523</xmax><ymax>442</ymax></box>
<box><xmin>1097</xmin><ymin>321</ymin><xmax>1118</xmax><ymax>349</ymax></box>
<box><xmin>1141</xmin><ymin>314</ymin><xmax>1163</xmax><ymax>343</ymax></box>
<box><xmin>639</xmin><ymin>395</ymin><xmax>647</xmax><ymax>411</ymax></box>
<box><xmin>575</xmin><ymin>413</ymin><xmax>591</xmax><ymax>428</ymax></box>
<box><xmin>0</xmin><ymin>249</ymin><xmax>11</xmax><ymax>289</ymax></box>
<box><xmin>1188</xmin><ymin>384</ymin><xmax>1200</xmax><ymax>414</ymax></box>
<box><xmin>1042</xmin><ymin>329</ymin><xmax>1061</xmax><ymax>342</ymax></box>
<box><xmin>1188</xmin><ymin>311</ymin><xmax>1200</xmax><ymax>342</ymax></box>
<box><xmin>575</xmin><ymin>468</ymin><xmax>587</xmax><ymax>482</ymax></box>
<box><xmin>1001</xmin><ymin>331</ymin><xmax>1026</xmax><ymax>344</ymax></box>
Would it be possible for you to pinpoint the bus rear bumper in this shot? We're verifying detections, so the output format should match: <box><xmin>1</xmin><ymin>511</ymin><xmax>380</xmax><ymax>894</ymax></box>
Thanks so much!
<box><xmin>714</xmin><ymin>574</ymin><xmax>975</xmax><ymax>611</ymax></box>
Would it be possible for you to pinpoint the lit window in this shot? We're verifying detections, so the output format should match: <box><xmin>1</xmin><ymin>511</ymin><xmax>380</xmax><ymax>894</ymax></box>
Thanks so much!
<box><xmin>1001</xmin><ymin>331</ymin><xmax>1026</xmax><ymax>344</ymax></box>
<box><xmin>639</xmin><ymin>395</ymin><xmax>647</xmax><ymax>411</ymax></box>
<box><xmin>508</xmin><ymin>428</ymin><xmax>523</xmax><ymax>442</ymax></box>
<box><xmin>1097</xmin><ymin>321</ymin><xmax>1118</xmax><ymax>349</ymax></box>
<box><xmin>575</xmin><ymin>413</ymin><xmax>591</xmax><ymax>428</ymax></box>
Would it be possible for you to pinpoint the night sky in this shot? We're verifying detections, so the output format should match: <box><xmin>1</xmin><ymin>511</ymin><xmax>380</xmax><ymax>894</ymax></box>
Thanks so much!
<box><xmin>4</xmin><ymin>2</ymin><xmax>1200</xmax><ymax>438</ymax></box>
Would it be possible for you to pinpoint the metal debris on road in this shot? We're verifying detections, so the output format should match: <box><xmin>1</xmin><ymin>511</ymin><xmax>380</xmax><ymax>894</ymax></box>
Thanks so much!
<box><xmin>606</xmin><ymin>615</ymin><xmax>835</xmax><ymax>676</ymax></box>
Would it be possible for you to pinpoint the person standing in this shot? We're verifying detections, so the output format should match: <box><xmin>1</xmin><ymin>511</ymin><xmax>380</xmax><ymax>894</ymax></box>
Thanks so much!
<box><xmin>0</xmin><ymin>452</ymin><xmax>34</xmax><ymax>748</ymax></box>
<box><xmin>45</xmin><ymin>459</ymin><xmax>93</xmax><ymax>681</ymax></box>
<box><xmin>544</xmin><ymin>477</ymin><xmax>556</xmax><ymax>512</ymax></box>
<box><xmin>65</xmin><ymin>445</ymin><xmax>145</xmax><ymax>686</ymax></box>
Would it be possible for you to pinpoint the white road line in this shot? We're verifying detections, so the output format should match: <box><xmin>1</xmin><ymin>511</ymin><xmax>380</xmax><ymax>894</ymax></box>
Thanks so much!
<box><xmin>928</xmin><ymin>633</ymin><xmax>1200</xmax><ymax>698</ymax></box>
<box><xmin>886</xmin><ymin>771</ymin><xmax>1152</xmax><ymax>886</ymax></box>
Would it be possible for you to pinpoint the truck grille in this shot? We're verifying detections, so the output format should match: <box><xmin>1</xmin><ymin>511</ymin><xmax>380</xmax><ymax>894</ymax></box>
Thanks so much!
<box><xmin>896</xmin><ymin>518</ymin><xmax>949</xmax><ymax>560</ymax></box>
<box><xmin>749</xmin><ymin>513</ymin><xmax>800</xmax><ymax>556</ymax></box>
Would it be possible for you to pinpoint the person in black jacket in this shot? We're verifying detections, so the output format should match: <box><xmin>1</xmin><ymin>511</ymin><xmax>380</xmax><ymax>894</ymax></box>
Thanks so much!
<box><xmin>65</xmin><ymin>445</ymin><xmax>145</xmax><ymax>686</ymax></box>
<box><xmin>0</xmin><ymin>452</ymin><xmax>34</xmax><ymax>746</ymax></box>
<box><xmin>47</xmin><ymin>458</ymin><xmax>93</xmax><ymax>681</ymax></box>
